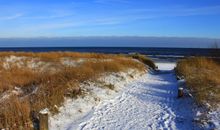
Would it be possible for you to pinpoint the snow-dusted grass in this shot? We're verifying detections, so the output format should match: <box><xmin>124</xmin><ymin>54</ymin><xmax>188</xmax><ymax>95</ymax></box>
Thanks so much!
<box><xmin>130</xmin><ymin>54</ymin><xmax>156</xmax><ymax>70</ymax></box>
<box><xmin>176</xmin><ymin>57</ymin><xmax>220</xmax><ymax>105</ymax></box>
<box><xmin>0</xmin><ymin>52</ymin><xmax>147</xmax><ymax>129</ymax></box>
<box><xmin>176</xmin><ymin>57</ymin><xmax>220</xmax><ymax>129</ymax></box>
<box><xmin>49</xmin><ymin>69</ymin><xmax>145</xmax><ymax>130</ymax></box>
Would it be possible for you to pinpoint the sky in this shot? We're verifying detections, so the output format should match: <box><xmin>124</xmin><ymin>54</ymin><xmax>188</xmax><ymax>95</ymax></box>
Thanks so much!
<box><xmin>0</xmin><ymin>0</ymin><xmax>220</xmax><ymax>47</ymax></box>
<box><xmin>0</xmin><ymin>0</ymin><xmax>220</xmax><ymax>38</ymax></box>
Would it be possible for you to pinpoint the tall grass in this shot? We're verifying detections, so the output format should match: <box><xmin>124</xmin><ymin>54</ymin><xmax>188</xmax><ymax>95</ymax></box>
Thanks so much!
<box><xmin>176</xmin><ymin>57</ymin><xmax>220</xmax><ymax>106</ymax></box>
<box><xmin>0</xmin><ymin>52</ymin><xmax>147</xmax><ymax>128</ymax></box>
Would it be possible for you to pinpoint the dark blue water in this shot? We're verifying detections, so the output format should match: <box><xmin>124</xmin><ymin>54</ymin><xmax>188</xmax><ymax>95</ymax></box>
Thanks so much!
<box><xmin>0</xmin><ymin>47</ymin><xmax>218</xmax><ymax>58</ymax></box>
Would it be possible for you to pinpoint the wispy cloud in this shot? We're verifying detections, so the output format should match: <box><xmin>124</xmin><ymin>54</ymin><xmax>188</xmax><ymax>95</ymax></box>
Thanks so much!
<box><xmin>23</xmin><ymin>13</ymin><xmax>74</xmax><ymax>20</ymax></box>
<box><xmin>126</xmin><ymin>5</ymin><xmax>220</xmax><ymax>19</ymax></box>
<box><xmin>24</xmin><ymin>23</ymin><xmax>79</xmax><ymax>31</ymax></box>
<box><xmin>0</xmin><ymin>13</ymin><xmax>23</xmax><ymax>20</ymax></box>
<box><xmin>20</xmin><ymin>8</ymin><xmax>76</xmax><ymax>20</ymax></box>
<box><xmin>22</xmin><ymin>17</ymin><xmax>124</xmax><ymax>32</ymax></box>
<box><xmin>16</xmin><ymin>5</ymin><xmax>220</xmax><ymax>32</ymax></box>
<box><xmin>94</xmin><ymin>0</ymin><xmax>131</xmax><ymax>4</ymax></box>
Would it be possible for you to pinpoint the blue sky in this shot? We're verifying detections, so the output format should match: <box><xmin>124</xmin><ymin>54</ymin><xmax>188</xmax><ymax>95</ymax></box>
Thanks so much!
<box><xmin>0</xmin><ymin>0</ymin><xmax>220</xmax><ymax>38</ymax></box>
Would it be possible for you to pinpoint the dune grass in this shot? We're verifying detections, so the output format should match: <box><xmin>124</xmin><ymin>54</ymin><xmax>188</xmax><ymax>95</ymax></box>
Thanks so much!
<box><xmin>176</xmin><ymin>57</ymin><xmax>220</xmax><ymax>106</ymax></box>
<box><xmin>130</xmin><ymin>53</ymin><xmax>156</xmax><ymax>70</ymax></box>
<box><xmin>0</xmin><ymin>52</ymin><xmax>147</xmax><ymax>129</ymax></box>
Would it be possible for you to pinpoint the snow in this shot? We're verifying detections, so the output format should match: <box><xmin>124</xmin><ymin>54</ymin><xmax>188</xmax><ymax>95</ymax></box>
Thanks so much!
<box><xmin>0</xmin><ymin>87</ymin><xmax>23</xmax><ymax>103</ymax></box>
<box><xmin>2</xmin><ymin>55</ymin><xmax>26</xmax><ymax>69</ymax></box>
<box><xmin>207</xmin><ymin>107</ymin><xmax>220</xmax><ymax>129</ymax></box>
<box><xmin>2</xmin><ymin>56</ymin><xmax>45</xmax><ymax>70</ymax></box>
<box><xmin>49</xmin><ymin>61</ymin><xmax>219</xmax><ymax>130</ymax></box>
<box><xmin>155</xmin><ymin>61</ymin><xmax>176</xmax><ymax>71</ymax></box>
<box><xmin>40</xmin><ymin>108</ymin><xmax>49</xmax><ymax>114</ymax></box>
<box><xmin>60</xmin><ymin>58</ymin><xmax>113</xmax><ymax>67</ymax></box>
<box><xmin>49</xmin><ymin>69</ymin><xmax>145</xmax><ymax>130</ymax></box>
<box><xmin>178</xmin><ymin>87</ymin><xmax>183</xmax><ymax>90</ymax></box>
<box><xmin>72</xmin><ymin>62</ymin><xmax>197</xmax><ymax>130</ymax></box>
<box><xmin>61</xmin><ymin>58</ymin><xmax>85</xmax><ymax>67</ymax></box>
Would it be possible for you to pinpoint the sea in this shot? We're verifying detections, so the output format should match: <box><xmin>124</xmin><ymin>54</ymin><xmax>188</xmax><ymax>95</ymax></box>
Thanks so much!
<box><xmin>0</xmin><ymin>47</ymin><xmax>219</xmax><ymax>61</ymax></box>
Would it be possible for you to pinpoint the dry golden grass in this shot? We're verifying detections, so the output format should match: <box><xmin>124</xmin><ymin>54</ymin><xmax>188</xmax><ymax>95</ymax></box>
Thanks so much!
<box><xmin>0</xmin><ymin>51</ymin><xmax>121</xmax><ymax>61</ymax></box>
<box><xmin>0</xmin><ymin>97</ymin><xmax>31</xmax><ymax>129</ymax></box>
<box><xmin>0</xmin><ymin>52</ymin><xmax>147</xmax><ymax>128</ymax></box>
<box><xmin>176</xmin><ymin>57</ymin><xmax>220</xmax><ymax>106</ymax></box>
<box><xmin>130</xmin><ymin>53</ymin><xmax>156</xmax><ymax>70</ymax></box>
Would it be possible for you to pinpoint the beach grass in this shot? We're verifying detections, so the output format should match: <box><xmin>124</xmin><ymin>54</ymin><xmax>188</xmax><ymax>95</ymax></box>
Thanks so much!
<box><xmin>0</xmin><ymin>52</ymin><xmax>148</xmax><ymax>128</ymax></box>
<box><xmin>176</xmin><ymin>57</ymin><xmax>220</xmax><ymax>106</ymax></box>
<box><xmin>130</xmin><ymin>53</ymin><xmax>156</xmax><ymax>70</ymax></box>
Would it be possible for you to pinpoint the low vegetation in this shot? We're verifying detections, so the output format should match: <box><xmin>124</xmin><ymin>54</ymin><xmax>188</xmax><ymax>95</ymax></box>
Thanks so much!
<box><xmin>176</xmin><ymin>57</ymin><xmax>220</xmax><ymax>106</ymax></box>
<box><xmin>0</xmin><ymin>52</ymin><xmax>149</xmax><ymax>129</ymax></box>
<box><xmin>130</xmin><ymin>53</ymin><xmax>156</xmax><ymax>70</ymax></box>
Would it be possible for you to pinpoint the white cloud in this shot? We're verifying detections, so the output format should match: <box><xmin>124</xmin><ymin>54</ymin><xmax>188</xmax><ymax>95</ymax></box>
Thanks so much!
<box><xmin>0</xmin><ymin>13</ymin><xmax>23</xmax><ymax>20</ymax></box>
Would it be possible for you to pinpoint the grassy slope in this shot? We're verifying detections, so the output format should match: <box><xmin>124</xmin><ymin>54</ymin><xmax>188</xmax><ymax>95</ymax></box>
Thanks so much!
<box><xmin>130</xmin><ymin>53</ymin><xmax>156</xmax><ymax>70</ymax></box>
<box><xmin>0</xmin><ymin>52</ymin><xmax>154</xmax><ymax>128</ymax></box>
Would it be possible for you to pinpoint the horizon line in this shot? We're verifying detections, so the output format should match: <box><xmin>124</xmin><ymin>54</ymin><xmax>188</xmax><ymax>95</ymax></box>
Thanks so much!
<box><xmin>0</xmin><ymin>36</ymin><xmax>219</xmax><ymax>40</ymax></box>
<box><xmin>0</xmin><ymin>46</ymin><xmax>218</xmax><ymax>49</ymax></box>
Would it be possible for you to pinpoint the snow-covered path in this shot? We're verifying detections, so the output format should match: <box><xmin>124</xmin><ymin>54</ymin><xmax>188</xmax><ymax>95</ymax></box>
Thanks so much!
<box><xmin>70</xmin><ymin>62</ymin><xmax>197</xmax><ymax>130</ymax></box>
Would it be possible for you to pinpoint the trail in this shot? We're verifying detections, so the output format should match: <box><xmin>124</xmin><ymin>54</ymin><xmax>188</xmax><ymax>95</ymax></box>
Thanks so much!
<box><xmin>69</xmin><ymin>62</ymin><xmax>198</xmax><ymax>130</ymax></box>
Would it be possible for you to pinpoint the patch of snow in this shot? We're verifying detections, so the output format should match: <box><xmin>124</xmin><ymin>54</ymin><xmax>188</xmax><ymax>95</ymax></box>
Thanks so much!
<box><xmin>2</xmin><ymin>56</ymin><xmax>44</xmax><ymax>70</ymax></box>
<box><xmin>12</xmin><ymin>87</ymin><xmax>23</xmax><ymax>95</ymax></box>
<box><xmin>60</xmin><ymin>58</ymin><xmax>113</xmax><ymax>67</ymax></box>
<box><xmin>0</xmin><ymin>91</ymin><xmax>12</xmax><ymax>103</ymax></box>
<box><xmin>156</xmin><ymin>61</ymin><xmax>176</xmax><ymax>71</ymax></box>
<box><xmin>206</xmin><ymin>108</ymin><xmax>220</xmax><ymax>129</ymax></box>
<box><xmin>0</xmin><ymin>87</ymin><xmax>23</xmax><ymax>103</ymax></box>
<box><xmin>2</xmin><ymin>56</ymin><xmax>26</xmax><ymax>69</ymax></box>
<box><xmin>4</xmin><ymin>55</ymin><xmax>25</xmax><ymax>63</ymax></box>
<box><xmin>40</xmin><ymin>108</ymin><xmax>49</xmax><ymax>114</ymax></box>
<box><xmin>61</xmin><ymin>58</ymin><xmax>85</xmax><ymax>67</ymax></box>
<box><xmin>49</xmin><ymin>69</ymin><xmax>145</xmax><ymax>130</ymax></box>
<box><xmin>26</xmin><ymin>59</ymin><xmax>45</xmax><ymax>69</ymax></box>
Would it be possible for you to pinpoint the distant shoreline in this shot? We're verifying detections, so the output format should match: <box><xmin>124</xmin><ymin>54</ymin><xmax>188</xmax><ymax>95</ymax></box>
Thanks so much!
<box><xmin>0</xmin><ymin>47</ymin><xmax>218</xmax><ymax>58</ymax></box>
